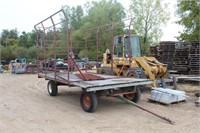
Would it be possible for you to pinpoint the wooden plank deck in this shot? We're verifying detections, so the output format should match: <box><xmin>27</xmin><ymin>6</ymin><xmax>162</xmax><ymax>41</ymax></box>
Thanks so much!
<box><xmin>38</xmin><ymin>72</ymin><xmax>152</xmax><ymax>91</ymax></box>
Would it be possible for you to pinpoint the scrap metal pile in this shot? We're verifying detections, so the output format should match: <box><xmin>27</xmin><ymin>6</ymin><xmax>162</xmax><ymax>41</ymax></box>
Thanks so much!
<box><xmin>150</xmin><ymin>41</ymin><xmax>200</xmax><ymax>75</ymax></box>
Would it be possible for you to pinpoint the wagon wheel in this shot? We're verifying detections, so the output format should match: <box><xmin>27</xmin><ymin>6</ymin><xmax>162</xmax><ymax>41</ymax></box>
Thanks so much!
<box><xmin>80</xmin><ymin>91</ymin><xmax>98</xmax><ymax>112</ymax></box>
<box><xmin>47</xmin><ymin>80</ymin><xmax>58</xmax><ymax>96</ymax></box>
<box><xmin>123</xmin><ymin>86</ymin><xmax>141</xmax><ymax>103</ymax></box>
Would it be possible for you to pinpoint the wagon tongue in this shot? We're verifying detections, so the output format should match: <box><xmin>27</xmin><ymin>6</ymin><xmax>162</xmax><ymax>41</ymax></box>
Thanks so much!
<box><xmin>75</xmin><ymin>73</ymin><xmax>105</xmax><ymax>81</ymax></box>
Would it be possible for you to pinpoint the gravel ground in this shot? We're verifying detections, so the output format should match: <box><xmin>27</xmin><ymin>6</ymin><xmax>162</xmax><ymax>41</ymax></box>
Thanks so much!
<box><xmin>0</xmin><ymin>73</ymin><xmax>199</xmax><ymax>133</ymax></box>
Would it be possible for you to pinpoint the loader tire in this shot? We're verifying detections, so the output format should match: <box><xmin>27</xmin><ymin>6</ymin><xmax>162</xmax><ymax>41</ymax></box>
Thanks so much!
<box><xmin>126</xmin><ymin>67</ymin><xmax>147</xmax><ymax>79</ymax></box>
<box><xmin>123</xmin><ymin>86</ymin><xmax>141</xmax><ymax>103</ymax></box>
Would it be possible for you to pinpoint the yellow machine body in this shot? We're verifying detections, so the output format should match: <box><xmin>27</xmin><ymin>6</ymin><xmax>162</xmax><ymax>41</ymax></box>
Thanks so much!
<box><xmin>101</xmin><ymin>34</ymin><xmax>168</xmax><ymax>87</ymax></box>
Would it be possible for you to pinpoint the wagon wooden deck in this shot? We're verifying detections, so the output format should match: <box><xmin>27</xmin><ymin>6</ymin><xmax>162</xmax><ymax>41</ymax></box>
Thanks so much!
<box><xmin>38</xmin><ymin>72</ymin><xmax>152</xmax><ymax>91</ymax></box>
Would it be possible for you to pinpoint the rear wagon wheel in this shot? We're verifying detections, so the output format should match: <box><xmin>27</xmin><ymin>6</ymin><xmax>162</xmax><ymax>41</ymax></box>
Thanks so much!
<box><xmin>123</xmin><ymin>86</ymin><xmax>141</xmax><ymax>103</ymax></box>
<box><xmin>47</xmin><ymin>80</ymin><xmax>58</xmax><ymax>96</ymax></box>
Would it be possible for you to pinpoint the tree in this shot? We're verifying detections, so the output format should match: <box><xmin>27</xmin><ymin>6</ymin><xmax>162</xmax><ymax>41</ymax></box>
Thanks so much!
<box><xmin>77</xmin><ymin>0</ymin><xmax>126</xmax><ymax>59</ymax></box>
<box><xmin>0</xmin><ymin>29</ymin><xmax>19</xmax><ymax>47</ymax></box>
<box><xmin>63</xmin><ymin>5</ymin><xmax>84</xmax><ymax>30</ymax></box>
<box><xmin>19</xmin><ymin>31</ymin><xmax>28</xmax><ymax>47</ymax></box>
<box><xmin>129</xmin><ymin>0</ymin><xmax>170</xmax><ymax>53</ymax></box>
<box><xmin>19</xmin><ymin>31</ymin><xmax>36</xmax><ymax>48</ymax></box>
<box><xmin>71</xmin><ymin>6</ymin><xmax>84</xmax><ymax>30</ymax></box>
<box><xmin>1</xmin><ymin>46</ymin><xmax>15</xmax><ymax>60</ymax></box>
<box><xmin>176</xmin><ymin>0</ymin><xmax>200</xmax><ymax>41</ymax></box>
<box><xmin>62</xmin><ymin>0</ymin><xmax>126</xmax><ymax>60</ymax></box>
<box><xmin>84</xmin><ymin>0</ymin><xmax>125</xmax><ymax>28</ymax></box>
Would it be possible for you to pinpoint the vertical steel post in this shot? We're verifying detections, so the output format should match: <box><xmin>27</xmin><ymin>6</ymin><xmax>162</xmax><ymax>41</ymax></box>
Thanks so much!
<box><xmin>109</xmin><ymin>22</ymin><xmax>114</xmax><ymax>72</ymax></box>
<box><xmin>41</xmin><ymin>22</ymin><xmax>47</xmax><ymax>77</ymax></box>
<box><xmin>61</xmin><ymin>9</ymin><xmax>70</xmax><ymax>83</ymax></box>
<box><xmin>96</xmin><ymin>27</ymin><xmax>99</xmax><ymax>73</ymax></box>
<box><xmin>34</xmin><ymin>27</ymin><xmax>39</xmax><ymax>76</ymax></box>
<box><xmin>128</xmin><ymin>18</ymin><xmax>133</xmax><ymax>67</ymax></box>
<box><xmin>50</xmin><ymin>17</ymin><xmax>57</xmax><ymax>81</ymax></box>
<box><xmin>84</xmin><ymin>32</ymin><xmax>88</xmax><ymax>73</ymax></box>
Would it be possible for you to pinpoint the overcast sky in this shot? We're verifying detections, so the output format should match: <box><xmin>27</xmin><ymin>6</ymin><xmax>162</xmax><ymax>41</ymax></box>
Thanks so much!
<box><xmin>0</xmin><ymin>0</ymin><xmax>183</xmax><ymax>41</ymax></box>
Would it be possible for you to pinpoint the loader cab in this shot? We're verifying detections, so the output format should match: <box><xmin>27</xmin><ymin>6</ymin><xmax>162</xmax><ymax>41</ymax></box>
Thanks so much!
<box><xmin>114</xmin><ymin>35</ymin><xmax>141</xmax><ymax>58</ymax></box>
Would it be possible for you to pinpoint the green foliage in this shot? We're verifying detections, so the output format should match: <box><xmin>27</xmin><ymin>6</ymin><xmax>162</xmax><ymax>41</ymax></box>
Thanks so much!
<box><xmin>71</xmin><ymin>6</ymin><xmax>84</xmax><ymax>30</ymax></box>
<box><xmin>0</xmin><ymin>29</ymin><xmax>19</xmax><ymax>47</ymax></box>
<box><xmin>18</xmin><ymin>31</ymin><xmax>35</xmax><ymax>48</ymax></box>
<box><xmin>78</xmin><ymin>49</ymin><xmax>88</xmax><ymax>59</ymax></box>
<box><xmin>176</xmin><ymin>0</ymin><xmax>200</xmax><ymax>41</ymax></box>
<box><xmin>129</xmin><ymin>0</ymin><xmax>170</xmax><ymax>54</ymax></box>
<box><xmin>0</xmin><ymin>29</ymin><xmax>36</xmax><ymax>61</ymax></box>
<box><xmin>1</xmin><ymin>46</ymin><xmax>15</xmax><ymax>60</ymax></box>
<box><xmin>61</xmin><ymin>0</ymin><xmax>126</xmax><ymax>60</ymax></box>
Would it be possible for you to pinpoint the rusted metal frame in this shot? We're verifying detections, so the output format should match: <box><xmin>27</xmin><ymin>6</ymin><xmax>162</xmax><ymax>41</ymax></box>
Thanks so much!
<box><xmin>68</xmin><ymin>53</ymin><xmax>87</xmax><ymax>81</ymax></box>
<box><xmin>96</xmin><ymin>27</ymin><xmax>100</xmax><ymax>73</ymax></box>
<box><xmin>117</xmin><ymin>96</ymin><xmax>175</xmax><ymax>125</ymax></box>
<box><xmin>34</xmin><ymin>9</ymin><xmax>64</xmax><ymax>29</ymax></box>
<box><xmin>109</xmin><ymin>22</ymin><xmax>114</xmax><ymax>72</ymax></box>
<box><xmin>112</xmin><ymin>91</ymin><xmax>136</xmax><ymax>97</ymax></box>
<box><xmin>128</xmin><ymin>18</ymin><xmax>133</xmax><ymax>68</ymax></box>
<box><xmin>40</xmin><ymin>22</ymin><xmax>48</xmax><ymax>78</ymax></box>
<box><xmin>84</xmin><ymin>32</ymin><xmax>88</xmax><ymax>73</ymax></box>
<box><xmin>66</xmin><ymin>28</ymin><xmax>70</xmax><ymax>83</ymax></box>
<box><xmin>117</xmin><ymin>63</ymin><xmax>125</xmax><ymax>76</ymax></box>
<box><xmin>84</xmin><ymin>18</ymin><xmax>130</xmax><ymax>33</ymax></box>
<box><xmin>50</xmin><ymin>17</ymin><xmax>57</xmax><ymax>81</ymax></box>
<box><xmin>60</xmin><ymin>9</ymin><xmax>70</xmax><ymax>83</ymax></box>
<box><xmin>36</xmin><ymin>20</ymin><xmax>67</xmax><ymax>31</ymax></box>
<box><xmin>35</xmin><ymin>29</ymin><xmax>40</xmax><ymax>75</ymax></box>
<box><xmin>34</xmin><ymin>23</ymin><xmax>47</xmax><ymax>75</ymax></box>
<box><xmin>61</xmin><ymin>10</ymin><xmax>70</xmax><ymax>83</ymax></box>
<box><xmin>69</xmin><ymin>30</ymin><xmax>73</xmax><ymax>53</ymax></box>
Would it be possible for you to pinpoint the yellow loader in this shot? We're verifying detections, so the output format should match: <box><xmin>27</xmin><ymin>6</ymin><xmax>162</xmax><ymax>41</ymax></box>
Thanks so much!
<box><xmin>99</xmin><ymin>34</ymin><xmax>169</xmax><ymax>87</ymax></box>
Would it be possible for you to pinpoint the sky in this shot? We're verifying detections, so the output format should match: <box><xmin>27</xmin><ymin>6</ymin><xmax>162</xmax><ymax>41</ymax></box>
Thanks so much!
<box><xmin>0</xmin><ymin>0</ymin><xmax>183</xmax><ymax>41</ymax></box>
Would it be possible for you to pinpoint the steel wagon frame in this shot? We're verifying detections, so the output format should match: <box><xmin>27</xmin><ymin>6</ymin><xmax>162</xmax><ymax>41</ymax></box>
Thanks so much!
<box><xmin>34</xmin><ymin>9</ymin><xmax>152</xmax><ymax>112</ymax></box>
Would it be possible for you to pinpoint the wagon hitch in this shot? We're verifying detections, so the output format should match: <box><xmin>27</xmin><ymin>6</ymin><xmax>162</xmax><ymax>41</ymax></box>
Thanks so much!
<box><xmin>117</xmin><ymin>96</ymin><xmax>175</xmax><ymax>125</ymax></box>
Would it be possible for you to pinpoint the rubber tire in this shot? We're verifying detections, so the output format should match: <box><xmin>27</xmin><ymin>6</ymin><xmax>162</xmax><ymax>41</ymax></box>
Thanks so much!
<box><xmin>47</xmin><ymin>80</ymin><xmax>58</xmax><ymax>96</ymax></box>
<box><xmin>123</xmin><ymin>86</ymin><xmax>141</xmax><ymax>103</ymax></box>
<box><xmin>126</xmin><ymin>67</ymin><xmax>147</xmax><ymax>79</ymax></box>
<box><xmin>80</xmin><ymin>91</ymin><xmax>98</xmax><ymax>113</ymax></box>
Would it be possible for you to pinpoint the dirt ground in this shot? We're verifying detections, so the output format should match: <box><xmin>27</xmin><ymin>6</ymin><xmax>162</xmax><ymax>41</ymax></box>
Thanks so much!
<box><xmin>0</xmin><ymin>73</ymin><xmax>200</xmax><ymax>133</ymax></box>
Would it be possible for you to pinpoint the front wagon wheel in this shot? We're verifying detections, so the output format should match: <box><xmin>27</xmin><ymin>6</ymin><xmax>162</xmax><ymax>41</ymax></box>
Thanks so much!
<box><xmin>80</xmin><ymin>91</ymin><xmax>98</xmax><ymax>112</ymax></box>
<box><xmin>47</xmin><ymin>80</ymin><xmax>58</xmax><ymax>96</ymax></box>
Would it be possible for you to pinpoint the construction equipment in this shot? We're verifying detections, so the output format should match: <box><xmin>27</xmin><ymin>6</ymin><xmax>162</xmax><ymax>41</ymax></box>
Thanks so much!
<box><xmin>99</xmin><ymin>34</ymin><xmax>169</xmax><ymax>87</ymax></box>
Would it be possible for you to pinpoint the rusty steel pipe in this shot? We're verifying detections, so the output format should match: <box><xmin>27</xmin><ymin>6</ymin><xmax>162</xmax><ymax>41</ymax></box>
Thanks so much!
<box><xmin>117</xmin><ymin>96</ymin><xmax>175</xmax><ymax>125</ymax></box>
